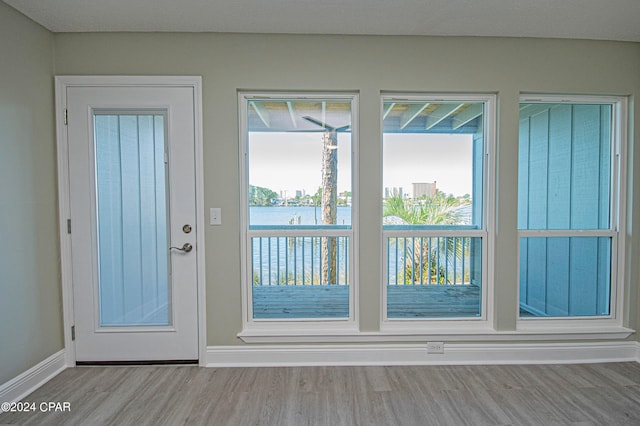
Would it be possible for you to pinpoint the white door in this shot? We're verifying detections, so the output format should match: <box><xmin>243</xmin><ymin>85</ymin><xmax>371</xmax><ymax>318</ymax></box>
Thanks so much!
<box><xmin>66</xmin><ymin>84</ymin><xmax>199</xmax><ymax>362</ymax></box>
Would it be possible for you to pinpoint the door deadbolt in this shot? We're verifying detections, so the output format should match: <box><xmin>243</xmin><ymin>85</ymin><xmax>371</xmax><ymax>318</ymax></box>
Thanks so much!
<box><xmin>182</xmin><ymin>224</ymin><xmax>192</xmax><ymax>233</ymax></box>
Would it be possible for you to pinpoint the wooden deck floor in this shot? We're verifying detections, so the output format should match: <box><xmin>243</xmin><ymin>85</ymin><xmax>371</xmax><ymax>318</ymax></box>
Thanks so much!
<box><xmin>253</xmin><ymin>284</ymin><xmax>481</xmax><ymax>319</ymax></box>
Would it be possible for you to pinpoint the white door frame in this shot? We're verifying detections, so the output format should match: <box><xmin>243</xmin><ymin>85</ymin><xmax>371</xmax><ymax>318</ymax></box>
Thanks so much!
<box><xmin>55</xmin><ymin>76</ymin><xmax>207</xmax><ymax>366</ymax></box>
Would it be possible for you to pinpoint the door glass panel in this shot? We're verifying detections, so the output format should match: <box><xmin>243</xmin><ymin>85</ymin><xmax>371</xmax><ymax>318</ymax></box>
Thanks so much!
<box><xmin>94</xmin><ymin>112</ymin><xmax>171</xmax><ymax>326</ymax></box>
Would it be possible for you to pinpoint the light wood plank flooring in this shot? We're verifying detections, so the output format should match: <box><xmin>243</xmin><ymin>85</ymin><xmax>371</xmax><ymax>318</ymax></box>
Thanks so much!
<box><xmin>2</xmin><ymin>362</ymin><xmax>640</xmax><ymax>425</ymax></box>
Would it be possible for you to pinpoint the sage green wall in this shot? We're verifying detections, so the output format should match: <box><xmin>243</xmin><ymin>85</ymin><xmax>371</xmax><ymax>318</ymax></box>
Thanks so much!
<box><xmin>53</xmin><ymin>33</ymin><xmax>640</xmax><ymax>346</ymax></box>
<box><xmin>0</xmin><ymin>3</ymin><xmax>62</xmax><ymax>384</ymax></box>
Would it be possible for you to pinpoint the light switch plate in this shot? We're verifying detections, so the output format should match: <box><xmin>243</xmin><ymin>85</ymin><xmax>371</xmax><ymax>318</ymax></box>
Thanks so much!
<box><xmin>210</xmin><ymin>208</ymin><xmax>221</xmax><ymax>225</ymax></box>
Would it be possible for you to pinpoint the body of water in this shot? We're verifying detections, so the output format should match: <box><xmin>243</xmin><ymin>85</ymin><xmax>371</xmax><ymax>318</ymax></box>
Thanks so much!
<box><xmin>249</xmin><ymin>206</ymin><xmax>472</xmax><ymax>287</ymax></box>
<box><xmin>250</xmin><ymin>206</ymin><xmax>351</xmax><ymax>286</ymax></box>
<box><xmin>250</xmin><ymin>206</ymin><xmax>352</xmax><ymax>226</ymax></box>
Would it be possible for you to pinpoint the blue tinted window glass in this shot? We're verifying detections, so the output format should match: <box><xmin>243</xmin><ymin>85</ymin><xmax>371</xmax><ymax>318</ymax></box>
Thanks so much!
<box><xmin>518</xmin><ymin>104</ymin><xmax>612</xmax><ymax>230</ymax></box>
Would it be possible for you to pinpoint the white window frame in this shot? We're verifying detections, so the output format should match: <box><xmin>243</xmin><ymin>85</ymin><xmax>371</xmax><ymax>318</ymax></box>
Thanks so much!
<box><xmin>380</xmin><ymin>93</ymin><xmax>496</xmax><ymax>333</ymax></box>
<box><xmin>516</xmin><ymin>94</ymin><xmax>628</xmax><ymax>332</ymax></box>
<box><xmin>237</xmin><ymin>92</ymin><xmax>359</xmax><ymax>340</ymax></box>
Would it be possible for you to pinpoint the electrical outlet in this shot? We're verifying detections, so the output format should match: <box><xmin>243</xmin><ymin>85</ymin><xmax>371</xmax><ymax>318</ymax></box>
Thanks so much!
<box><xmin>427</xmin><ymin>341</ymin><xmax>444</xmax><ymax>354</ymax></box>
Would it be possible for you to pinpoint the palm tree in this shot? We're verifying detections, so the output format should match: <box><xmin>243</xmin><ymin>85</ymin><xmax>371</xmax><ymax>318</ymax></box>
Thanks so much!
<box><xmin>383</xmin><ymin>192</ymin><xmax>470</xmax><ymax>285</ymax></box>
<box><xmin>384</xmin><ymin>192</ymin><xmax>465</xmax><ymax>225</ymax></box>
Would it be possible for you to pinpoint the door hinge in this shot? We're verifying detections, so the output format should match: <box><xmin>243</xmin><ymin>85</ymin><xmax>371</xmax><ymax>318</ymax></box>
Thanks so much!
<box><xmin>67</xmin><ymin>219</ymin><xmax>71</xmax><ymax>234</ymax></box>
<box><xmin>71</xmin><ymin>325</ymin><xmax>75</xmax><ymax>341</ymax></box>
<box><xmin>64</xmin><ymin>109</ymin><xmax>68</xmax><ymax>125</ymax></box>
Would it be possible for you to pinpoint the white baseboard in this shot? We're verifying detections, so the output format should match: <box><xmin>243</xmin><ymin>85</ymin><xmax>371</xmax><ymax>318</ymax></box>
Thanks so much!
<box><xmin>207</xmin><ymin>341</ymin><xmax>640</xmax><ymax>367</ymax></box>
<box><xmin>0</xmin><ymin>350</ymin><xmax>67</xmax><ymax>404</ymax></box>
<box><xmin>1</xmin><ymin>343</ymin><xmax>634</xmax><ymax>401</ymax></box>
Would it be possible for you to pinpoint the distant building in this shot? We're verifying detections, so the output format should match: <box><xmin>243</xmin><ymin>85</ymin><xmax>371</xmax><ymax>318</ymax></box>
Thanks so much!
<box><xmin>384</xmin><ymin>187</ymin><xmax>404</xmax><ymax>198</ymax></box>
<box><xmin>412</xmin><ymin>181</ymin><xmax>437</xmax><ymax>198</ymax></box>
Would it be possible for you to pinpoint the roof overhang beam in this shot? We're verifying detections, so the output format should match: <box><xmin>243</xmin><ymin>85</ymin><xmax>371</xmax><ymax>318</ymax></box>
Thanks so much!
<box><xmin>400</xmin><ymin>103</ymin><xmax>429</xmax><ymax>129</ymax></box>
<box><xmin>425</xmin><ymin>103</ymin><xmax>463</xmax><ymax>130</ymax></box>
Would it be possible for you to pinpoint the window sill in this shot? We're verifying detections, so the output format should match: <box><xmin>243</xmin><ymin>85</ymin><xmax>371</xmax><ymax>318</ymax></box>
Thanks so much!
<box><xmin>516</xmin><ymin>318</ymin><xmax>634</xmax><ymax>340</ymax></box>
<box><xmin>237</xmin><ymin>326</ymin><xmax>634</xmax><ymax>344</ymax></box>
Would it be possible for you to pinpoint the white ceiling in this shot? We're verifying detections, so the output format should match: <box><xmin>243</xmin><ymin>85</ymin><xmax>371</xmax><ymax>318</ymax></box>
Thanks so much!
<box><xmin>4</xmin><ymin>0</ymin><xmax>640</xmax><ymax>42</ymax></box>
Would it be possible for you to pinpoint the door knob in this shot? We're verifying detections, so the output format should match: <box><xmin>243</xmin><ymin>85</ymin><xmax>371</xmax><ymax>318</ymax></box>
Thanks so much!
<box><xmin>170</xmin><ymin>243</ymin><xmax>193</xmax><ymax>253</ymax></box>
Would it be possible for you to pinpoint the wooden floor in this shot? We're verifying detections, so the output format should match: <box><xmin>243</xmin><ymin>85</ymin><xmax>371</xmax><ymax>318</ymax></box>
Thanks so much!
<box><xmin>253</xmin><ymin>284</ymin><xmax>481</xmax><ymax>319</ymax></box>
<box><xmin>387</xmin><ymin>285</ymin><xmax>480</xmax><ymax>318</ymax></box>
<box><xmin>2</xmin><ymin>362</ymin><xmax>640</xmax><ymax>425</ymax></box>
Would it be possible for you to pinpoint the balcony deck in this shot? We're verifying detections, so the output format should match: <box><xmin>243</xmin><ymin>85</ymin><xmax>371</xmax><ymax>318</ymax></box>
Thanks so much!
<box><xmin>252</xmin><ymin>284</ymin><xmax>481</xmax><ymax>319</ymax></box>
